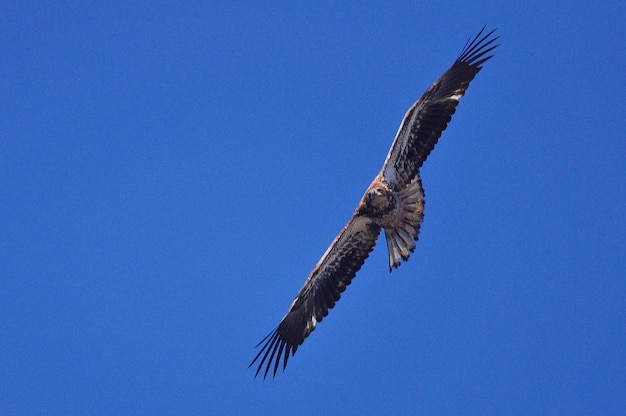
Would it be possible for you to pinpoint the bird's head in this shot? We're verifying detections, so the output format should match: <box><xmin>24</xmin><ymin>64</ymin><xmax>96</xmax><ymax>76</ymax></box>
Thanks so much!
<box><xmin>366</xmin><ymin>187</ymin><xmax>392</xmax><ymax>213</ymax></box>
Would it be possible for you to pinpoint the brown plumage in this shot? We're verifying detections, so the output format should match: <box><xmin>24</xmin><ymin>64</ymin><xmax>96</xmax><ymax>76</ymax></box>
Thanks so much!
<box><xmin>250</xmin><ymin>27</ymin><xmax>499</xmax><ymax>378</ymax></box>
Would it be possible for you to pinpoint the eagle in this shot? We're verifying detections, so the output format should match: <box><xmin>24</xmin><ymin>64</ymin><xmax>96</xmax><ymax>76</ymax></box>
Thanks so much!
<box><xmin>250</xmin><ymin>27</ymin><xmax>499</xmax><ymax>379</ymax></box>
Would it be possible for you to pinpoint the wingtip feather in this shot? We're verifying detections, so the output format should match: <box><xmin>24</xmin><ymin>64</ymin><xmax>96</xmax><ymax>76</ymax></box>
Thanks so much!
<box><xmin>458</xmin><ymin>26</ymin><xmax>500</xmax><ymax>68</ymax></box>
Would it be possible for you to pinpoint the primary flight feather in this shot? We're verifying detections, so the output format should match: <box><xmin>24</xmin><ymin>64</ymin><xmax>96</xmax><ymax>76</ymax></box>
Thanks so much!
<box><xmin>250</xmin><ymin>27</ymin><xmax>500</xmax><ymax>379</ymax></box>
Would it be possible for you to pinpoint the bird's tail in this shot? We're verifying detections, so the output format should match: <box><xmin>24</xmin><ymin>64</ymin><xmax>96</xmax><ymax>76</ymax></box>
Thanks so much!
<box><xmin>384</xmin><ymin>174</ymin><xmax>425</xmax><ymax>271</ymax></box>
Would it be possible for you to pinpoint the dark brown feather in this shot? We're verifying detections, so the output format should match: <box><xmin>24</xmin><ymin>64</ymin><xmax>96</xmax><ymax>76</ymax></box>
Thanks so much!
<box><xmin>249</xmin><ymin>215</ymin><xmax>381</xmax><ymax>378</ymax></box>
<box><xmin>382</xmin><ymin>27</ymin><xmax>499</xmax><ymax>190</ymax></box>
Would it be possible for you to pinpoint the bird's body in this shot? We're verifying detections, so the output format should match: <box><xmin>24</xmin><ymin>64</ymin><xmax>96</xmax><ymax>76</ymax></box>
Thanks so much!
<box><xmin>251</xmin><ymin>27</ymin><xmax>500</xmax><ymax>378</ymax></box>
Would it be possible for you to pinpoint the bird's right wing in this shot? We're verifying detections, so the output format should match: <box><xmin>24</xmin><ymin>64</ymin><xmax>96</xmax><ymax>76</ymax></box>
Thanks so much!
<box><xmin>250</xmin><ymin>213</ymin><xmax>382</xmax><ymax>379</ymax></box>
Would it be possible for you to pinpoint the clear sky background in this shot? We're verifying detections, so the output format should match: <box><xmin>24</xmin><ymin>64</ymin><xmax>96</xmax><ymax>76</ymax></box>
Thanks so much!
<box><xmin>2</xmin><ymin>2</ymin><xmax>625</xmax><ymax>415</ymax></box>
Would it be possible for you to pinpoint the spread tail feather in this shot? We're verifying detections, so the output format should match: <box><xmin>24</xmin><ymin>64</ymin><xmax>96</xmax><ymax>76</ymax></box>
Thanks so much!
<box><xmin>384</xmin><ymin>174</ymin><xmax>425</xmax><ymax>270</ymax></box>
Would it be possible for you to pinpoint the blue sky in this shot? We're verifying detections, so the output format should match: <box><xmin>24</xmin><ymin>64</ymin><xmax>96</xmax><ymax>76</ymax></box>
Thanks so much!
<box><xmin>2</xmin><ymin>1</ymin><xmax>625</xmax><ymax>415</ymax></box>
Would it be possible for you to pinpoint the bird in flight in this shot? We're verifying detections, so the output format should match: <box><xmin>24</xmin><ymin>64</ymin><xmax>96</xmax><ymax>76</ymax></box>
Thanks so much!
<box><xmin>250</xmin><ymin>27</ymin><xmax>499</xmax><ymax>379</ymax></box>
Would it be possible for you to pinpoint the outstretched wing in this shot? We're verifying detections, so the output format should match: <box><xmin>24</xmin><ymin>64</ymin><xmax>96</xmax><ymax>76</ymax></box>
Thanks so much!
<box><xmin>382</xmin><ymin>27</ymin><xmax>499</xmax><ymax>190</ymax></box>
<box><xmin>249</xmin><ymin>214</ymin><xmax>382</xmax><ymax>379</ymax></box>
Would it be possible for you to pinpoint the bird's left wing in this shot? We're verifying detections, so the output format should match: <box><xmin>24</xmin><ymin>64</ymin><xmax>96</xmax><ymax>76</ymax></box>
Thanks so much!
<box><xmin>249</xmin><ymin>213</ymin><xmax>382</xmax><ymax>379</ymax></box>
<box><xmin>382</xmin><ymin>27</ymin><xmax>499</xmax><ymax>190</ymax></box>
